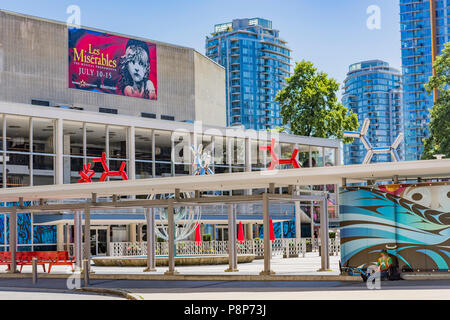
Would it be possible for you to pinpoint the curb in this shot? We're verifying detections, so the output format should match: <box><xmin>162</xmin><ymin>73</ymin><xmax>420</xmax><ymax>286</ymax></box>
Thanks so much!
<box><xmin>401</xmin><ymin>273</ymin><xmax>450</xmax><ymax>281</ymax></box>
<box><xmin>0</xmin><ymin>272</ymin><xmax>361</xmax><ymax>282</ymax></box>
<box><xmin>76</xmin><ymin>287</ymin><xmax>143</xmax><ymax>300</ymax></box>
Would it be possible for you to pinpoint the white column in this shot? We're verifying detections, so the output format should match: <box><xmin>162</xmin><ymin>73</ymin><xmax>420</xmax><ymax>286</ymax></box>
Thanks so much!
<box><xmin>295</xmin><ymin>187</ymin><xmax>302</xmax><ymax>240</ymax></box>
<box><xmin>127</xmin><ymin>126</ymin><xmax>136</xmax><ymax>180</ymax></box>
<box><xmin>319</xmin><ymin>197</ymin><xmax>330</xmax><ymax>271</ymax></box>
<box><xmin>8</xmin><ymin>208</ymin><xmax>18</xmax><ymax>273</ymax></box>
<box><xmin>225</xmin><ymin>204</ymin><xmax>238</xmax><ymax>272</ymax></box>
<box><xmin>164</xmin><ymin>200</ymin><xmax>178</xmax><ymax>275</ymax></box>
<box><xmin>144</xmin><ymin>208</ymin><xmax>156</xmax><ymax>272</ymax></box>
<box><xmin>55</xmin><ymin>118</ymin><xmax>64</xmax><ymax>185</ymax></box>
<box><xmin>129</xmin><ymin>223</ymin><xmax>137</xmax><ymax>242</ymax></box>
<box><xmin>83</xmin><ymin>208</ymin><xmax>91</xmax><ymax>273</ymax></box>
<box><xmin>57</xmin><ymin>224</ymin><xmax>64</xmax><ymax>251</ymax></box>
<box><xmin>260</xmin><ymin>192</ymin><xmax>274</xmax><ymax>275</ymax></box>
<box><xmin>247</xmin><ymin>223</ymin><xmax>253</xmax><ymax>240</ymax></box>
<box><xmin>74</xmin><ymin>211</ymin><xmax>81</xmax><ymax>268</ymax></box>
<box><xmin>63</xmin><ymin>134</ymin><xmax>71</xmax><ymax>184</ymax></box>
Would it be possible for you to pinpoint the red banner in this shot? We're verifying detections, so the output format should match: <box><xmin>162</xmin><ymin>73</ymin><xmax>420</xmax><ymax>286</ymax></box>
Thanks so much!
<box><xmin>68</xmin><ymin>28</ymin><xmax>157</xmax><ymax>100</ymax></box>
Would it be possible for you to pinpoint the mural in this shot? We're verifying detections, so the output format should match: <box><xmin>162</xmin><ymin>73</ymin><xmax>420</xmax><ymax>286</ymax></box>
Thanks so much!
<box><xmin>0</xmin><ymin>212</ymin><xmax>57</xmax><ymax>249</ymax></box>
<box><xmin>33</xmin><ymin>226</ymin><xmax>57</xmax><ymax>244</ymax></box>
<box><xmin>17</xmin><ymin>213</ymin><xmax>32</xmax><ymax>245</ymax></box>
<box><xmin>257</xmin><ymin>220</ymin><xmax>296</xmax><ymax>239</ymax></box>
<box><xmin>0</xmin><ymin>215</ymin><xmax>3</xmax><ymax>245</ymax></box>
<box><xmin>340</xmin><ymin>183</ymin><xmax>450</xmax><ymax>271</ymax></box>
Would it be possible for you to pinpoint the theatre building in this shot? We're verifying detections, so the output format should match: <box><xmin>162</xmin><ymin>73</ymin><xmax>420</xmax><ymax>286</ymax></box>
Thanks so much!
<box><xmin>0</xmin><ymin>10</ymin><xmax>341</xmax><ymax>256</ymax></box>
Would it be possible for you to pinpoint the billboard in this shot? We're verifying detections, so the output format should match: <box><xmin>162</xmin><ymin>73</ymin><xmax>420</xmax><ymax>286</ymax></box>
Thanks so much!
<box><xmin>340</xmin><ymin>183</ymin><xmax>450</xmax><ymax>272</ymax></box>
<box><xmin>68</xmin><ymin>28</ymin><xmax>157</xmax><ymax>100</ymax></box>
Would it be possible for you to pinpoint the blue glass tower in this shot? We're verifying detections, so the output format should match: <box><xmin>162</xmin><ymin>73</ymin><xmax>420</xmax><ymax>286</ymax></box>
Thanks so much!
<box><xmin>342</xmin><ymin>60</ymin><xmax>403</xmax><ymax>165</ymax></box>
<box><xmin>400</xmin><ymin>0</ymin><xmax>449</xmax><ymax>160</ymax></box>
<box><xmin>205</xmin><ymin>18</ymin><xmax>291</xmax><ymax>130</ymax></box>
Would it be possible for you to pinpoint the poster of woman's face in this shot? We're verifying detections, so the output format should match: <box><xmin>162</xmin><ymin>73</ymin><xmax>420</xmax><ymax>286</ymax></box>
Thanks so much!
<box><xmin>68</xmin><ymin>28</ymin><xmax>157</xmax><ymax>100</ymax></box>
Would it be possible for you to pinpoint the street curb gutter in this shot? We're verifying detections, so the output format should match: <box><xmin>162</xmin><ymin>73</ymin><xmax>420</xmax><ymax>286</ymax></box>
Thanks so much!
<box><xmin>0</xmin><ymin>273</ymin><xmax>362</xmax><ymax>281</ymax></box>
<box><xmin>77</xmin><ymin>287</ymin><xmax>143</xmax><ymax>300</ymax></box>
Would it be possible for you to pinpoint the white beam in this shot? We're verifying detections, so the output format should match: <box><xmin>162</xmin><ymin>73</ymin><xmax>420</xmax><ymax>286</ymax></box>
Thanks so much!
<box><xmin>0</xmin><ymin>160</ymin><xmax>448</xmax><ymax>201</ymax></box>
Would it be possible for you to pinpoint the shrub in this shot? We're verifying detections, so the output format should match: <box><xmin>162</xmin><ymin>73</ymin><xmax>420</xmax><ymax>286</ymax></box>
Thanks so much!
<box><xmin>202</xmin><ymin>234</ymin><xmax>212</xmax><ymax>242</ymax></box>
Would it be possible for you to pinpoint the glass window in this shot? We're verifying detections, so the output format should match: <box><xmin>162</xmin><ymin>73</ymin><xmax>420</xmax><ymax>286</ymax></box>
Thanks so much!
<box><xmin>230</xmin><ymin>137</ymin><xmax>245</xmax><ymax>166</ymax></box>
<box><xmin>154</xmin><ymin>130</ymin><xmax>171</xmax><ymax>162</ymax></box>
<box><xmin>108</xmin><ymin>126</ymin><xmax>127</xmax><ymax>160</ymax></box>
<box><xmin>136</xmin><ymin>161</ymin><xmax>152</xmax><ymax>179</ymax></box>
<box><xmin>6</xmin><ymin>115</ymin><xmax>30</xmax><ymax>153</ymax></box>
<box><xmin>63</xmin><ymin>121</ymin><xmax>83</xmax><ymax>157</ymax></box>
<box><xmin>33</xmin><ymin>118</ymin><xmax>54</xmax><ymax>154</ymax></box>
<box><xmin>155</xmin><ymin>162</ymin><xmax>171</xmax><ymax>177</ymax></box>
<box><xmin>311</xmin><ymin>146</ymin><xmax>324</xmax><ymax>167</ymax></box>
<box><xmin>174</xmin><ymin>164</ymin><xmax>190</xmax><ymax>176</ymax></box>
<box><xmin>7</xmin><ymin>155</ymin><xmax>30</xmax><ymax>187</ymax></box>
<box><xmin>135</xmin><ymin>128</ymin><xmax>152</xmax><ymax>161</ymax></box>
<box><xmin>33</xmin><ymin>155</ymin><xmax>54</xmax><ymax>186</ymax></box>
<box><xmin>86</xmin><ymin>123</ymin><xmax>106</xmax><ymax>158</ymax></box>
<box><xmin>173</xmin><ymin>131</ymin><xmax>190</xmax><ymax>164</ymax></box>
<box><xmin>214</xmin><ymin>136</ymin><xmax>228</xmax><ymax>165</ymax></box>
<box><xmin>324</xmin><ymin>148</ymin><xmax>336</xmax><ymax>166</ymax></box>
<box><xmin>298</xmin><ymin>145</ymin><xmax>310</xmax><ymax>167</ymax></box>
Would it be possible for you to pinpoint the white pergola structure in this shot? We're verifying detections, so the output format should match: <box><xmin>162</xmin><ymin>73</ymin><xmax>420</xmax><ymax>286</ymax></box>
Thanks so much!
<box><xmin>1</xmin><ymin>159</ymin><xmax>449</xmax><ymax>276</ymax></box>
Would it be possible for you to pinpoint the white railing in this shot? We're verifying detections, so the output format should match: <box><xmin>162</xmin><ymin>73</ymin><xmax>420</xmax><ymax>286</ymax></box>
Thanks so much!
<box><xmin>109</xmin><ymin>238</ymin><xmax>340</xmax><ymax>258</ymax></box>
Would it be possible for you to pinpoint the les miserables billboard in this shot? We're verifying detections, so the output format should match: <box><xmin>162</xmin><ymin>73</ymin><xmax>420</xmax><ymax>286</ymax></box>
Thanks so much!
<box><xmin>68</xmin><ymin>28</ymin><xmax>157</xmax><ymax>100</ymax></box>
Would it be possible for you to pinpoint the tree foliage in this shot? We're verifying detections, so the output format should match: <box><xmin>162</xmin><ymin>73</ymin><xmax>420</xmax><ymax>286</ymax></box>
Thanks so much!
<box><xmin>275</xmin><ymin>60</ymin><xmax>359</xmax><ymax>143</ymax></box>
<box><xmin>422</xmin><ymin>42</ymin><xmax>450</xmax><ymax>159</ymax></box>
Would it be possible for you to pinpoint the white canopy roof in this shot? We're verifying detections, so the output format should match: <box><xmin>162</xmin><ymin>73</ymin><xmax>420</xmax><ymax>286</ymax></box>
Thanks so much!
<box><xmin>0</xmin><ymin>159</ymin><xmax>449</xmax><ymax>202</ymax></box>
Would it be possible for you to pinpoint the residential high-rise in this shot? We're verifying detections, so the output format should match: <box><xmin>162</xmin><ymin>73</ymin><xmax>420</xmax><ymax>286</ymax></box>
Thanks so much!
<box><xmin>205</xmin><ymin>18</ymin><xmax>291</xmax><ymax>130</ymax></box>
<box><xmin>400</xmin><ymin>0</ymin><xmax>449</xmax><ymax>160</ymax></box>
<box><xmin>342</xmin><ymin>60</ymin><xmax>403</xmax><ymax>165</ymax></box>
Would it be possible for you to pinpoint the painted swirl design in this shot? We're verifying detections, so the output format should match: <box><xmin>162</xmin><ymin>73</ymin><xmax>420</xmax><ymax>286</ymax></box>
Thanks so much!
<box><xmin>340</xmin><ymin>185</ymin><xmax>449</xmax><ymax>271</ymax></box>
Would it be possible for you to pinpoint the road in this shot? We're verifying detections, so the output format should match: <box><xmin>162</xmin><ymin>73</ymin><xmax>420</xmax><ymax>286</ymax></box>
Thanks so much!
<box><xmin>0</xmin><ymin>278</ymin><xmax>448</xmax><ymax>300</ymax></box>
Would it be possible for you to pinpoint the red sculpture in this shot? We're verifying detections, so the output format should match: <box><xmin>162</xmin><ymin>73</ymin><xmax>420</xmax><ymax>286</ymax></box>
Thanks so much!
<box><xmin>77</xmin><ymin>163</ymin><xmax>95</xmax><ymax>183</ymax></box>
<box><xmin>93</xmin><ymin>152</ymin><xmax>128</xmax><ymax>182</ymax></box>
<box><xmin>77</xmin><ymin>152</ymin><xmax>128</xmax><ymax>183</ymax></box>
<box><xmin>259</xmin><ymin>138</ymin><xmax>300</xmax><ymax>170</ymax></box>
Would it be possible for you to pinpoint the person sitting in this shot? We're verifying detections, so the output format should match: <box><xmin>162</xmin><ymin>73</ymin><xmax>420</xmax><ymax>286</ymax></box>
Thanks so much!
<box><xmin>377</xmin><ymin>249</ymin><xmax>393</xmax><ymax>279</ymax></box>
<box><xmin>360</xmin><ymin>250</ymin><xmax>400</xmax><ymax>282</ymax></box>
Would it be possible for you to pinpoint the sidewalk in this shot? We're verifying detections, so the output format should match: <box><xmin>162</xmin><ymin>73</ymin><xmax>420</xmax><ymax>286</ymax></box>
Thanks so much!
<box><xmin>0</xmin><ymin>253</ymin><xmax>358</xmax><ymax>281</ymax></box>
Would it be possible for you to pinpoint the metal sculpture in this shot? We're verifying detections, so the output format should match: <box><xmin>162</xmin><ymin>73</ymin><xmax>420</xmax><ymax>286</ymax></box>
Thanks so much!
<box><xmin>259</xmin><ymin>138</ymin><xmax>300</xmax><ymax>170</ymax></box>
<box><xmin>151</xmin><ymin>144</ymin><xmax>214</xmax><ymax>243</ymax></box>
<box><xmin>343</xmin><ymin>119</ymin><xmax>403</xmax><ymax>164</ymax></box>
<box><xmin>191</xmin><ymin>144</ymin><xmax>213</xmax><ymax>175</ymax></box>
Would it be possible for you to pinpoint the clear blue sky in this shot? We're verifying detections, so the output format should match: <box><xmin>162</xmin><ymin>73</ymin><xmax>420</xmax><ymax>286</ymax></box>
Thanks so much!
<box><xmin>0</xmin><ymin>0</ymin><xmax>401</xmax><ymax>95</ymax></box>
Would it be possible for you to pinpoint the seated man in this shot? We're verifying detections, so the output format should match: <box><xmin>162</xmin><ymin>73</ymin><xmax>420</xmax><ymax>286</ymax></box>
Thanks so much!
<box><xmin>360</xmin><ymin>250</ymin><xmax>399</xmax><ymax>282</ymax></box>
<box><xmin>377</xmin><ymin>249</ymin><xmax>393</xmax><ymax>280</ymax></box>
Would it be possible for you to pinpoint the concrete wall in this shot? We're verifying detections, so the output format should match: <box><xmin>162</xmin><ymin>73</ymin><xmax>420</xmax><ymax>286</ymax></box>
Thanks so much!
<box><xmin>0</xmin><ymin>10</ymin><xmax>225</xmax><ymax>126</ymax></box>
<box><xmin>194</xmin><ymin>51</ymin><xmax>226</xmax><ymax>127</ymax></box>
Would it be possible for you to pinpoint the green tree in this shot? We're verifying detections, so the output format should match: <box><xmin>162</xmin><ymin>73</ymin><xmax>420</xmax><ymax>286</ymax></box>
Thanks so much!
<box><xmin>275</xmin><ymin>61</ymin><xmax>359</xmax><ymax>143</ymax></box>
<box><xmin>422</xmin><ymin>42</ymin><xmax>450</xmax><ymax>159</ymax></box>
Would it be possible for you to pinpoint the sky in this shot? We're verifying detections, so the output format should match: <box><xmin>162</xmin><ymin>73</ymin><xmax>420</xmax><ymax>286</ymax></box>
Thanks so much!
<box><xmin>0</xmin><ymin>0</ymin><xmax>402</xmax><ymax>95</ymax></box>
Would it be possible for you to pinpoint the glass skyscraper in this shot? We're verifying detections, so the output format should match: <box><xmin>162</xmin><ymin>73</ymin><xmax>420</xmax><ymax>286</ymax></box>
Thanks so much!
<box><xmin>205</xmin><ymin>18</ymin><xmax>291</xmax><ymax>130</ymax></box>
<box><xmin>342</xmin><ymin>60</ymin><xmax>403</xmax><ymax>165</ymax></box>
<box><xmin>400</xmin><ymin>0</ymin><xmax>449</xmax><ymax>160</ymax></box>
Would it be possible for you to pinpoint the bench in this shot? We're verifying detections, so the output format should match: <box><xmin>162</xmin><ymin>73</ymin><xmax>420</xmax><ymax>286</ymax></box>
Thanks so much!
<box><xmin>0</xmin><ymin>252</ymin><xmax>11</xmax><ymax>271</ymax></box>
<box><xmin>47</xmin><ymin>251</ymin><xmax>75</xmax><ymax>273</ymax></box>
<box><xmin>0</xmin><ymin>251</ymin><xmax>75</xmax><ymax>273</ymax></box>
